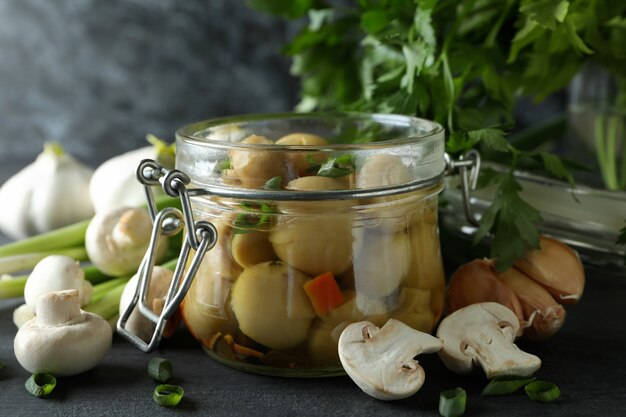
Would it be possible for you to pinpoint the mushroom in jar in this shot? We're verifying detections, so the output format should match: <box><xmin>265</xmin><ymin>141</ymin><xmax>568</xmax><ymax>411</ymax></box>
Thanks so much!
<box><xmin>230</xmin><ymin>230</ymin><xmax>275</xmax><ymax>268</ymax></box>
<box><xmin>352</xmin><ymin>230</ymin><xmax>411</xmax><ymax>298</ymax></box>
<box><xmin>230</xmin><ymin>261</ymin><xmax>315</xmax><ymax>350</ymax></box>
<box><xmin>275</xmin><ymin>133</ymin><xmax>329</xmax><ymax>176</ymax></box>
<box><xmin>356</xmin><ymin>154</ymin><xmax>413</xmax><ymax>234</ymax></box>
<box><xmin>181</xmin><ymin>220</ymin><xmax>241</xmax><ymax>345</ymax></box>
<box><xmin>227</xmin><ymin>135</ymin><xmax>291</xmax><ymax>189</ymax></box>
<box><xmin>307</xmin><ymin>290</ymin><xmax>390</xmax><ymax>364</ymax></box>
<box><xmin>270</xmin><ymin>174</ymin><xmax>354</xmax><ymax>277</ymax></box>
<box><xmin>404</xmin><ymin>219</ymin><xmax>446</xmax><ymax>319</ymax></box>
<box><xmin>269</xmin><ymin>215</ymin><xmax>353</xmax><ymax>277</ymax></box>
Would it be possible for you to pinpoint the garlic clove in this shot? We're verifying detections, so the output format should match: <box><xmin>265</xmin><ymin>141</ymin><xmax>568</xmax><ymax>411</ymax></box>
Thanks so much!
<box><xmin>497</xmin><ymin>267</ymin><xmax>566</xmax><ymax>341</ymax></box>
<box><xmin>446</xmin><ymin>259</ymin><xmax>525</xmax><ymax>328</ymax></box>
<box><xmin>514</xmin><ymin>236</ymin><xmax>585</xmax><ymax>304</ymax></box>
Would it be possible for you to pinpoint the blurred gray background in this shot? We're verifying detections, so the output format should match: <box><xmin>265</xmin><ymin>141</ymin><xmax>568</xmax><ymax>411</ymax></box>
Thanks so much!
<box><xmin>0</xmin><ymin>0</ymin><xmax>299</xmax><ymax>164</ymax></box>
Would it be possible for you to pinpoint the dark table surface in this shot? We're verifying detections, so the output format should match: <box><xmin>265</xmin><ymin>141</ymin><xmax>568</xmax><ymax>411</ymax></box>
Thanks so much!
<box><xmin>1</xmin><ymin>160</ymin><xmax>625</xmax><ymax>417</ymax></box>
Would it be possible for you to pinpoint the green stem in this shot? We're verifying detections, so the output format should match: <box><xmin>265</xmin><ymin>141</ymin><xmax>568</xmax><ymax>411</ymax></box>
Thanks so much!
<box><xmin>0</xmin><ymin>247</ymin><xmax>88</xmax><ymax>275</ymax></box>
<box><xmin>83</xmin><ymin>265</ymin><xmax>113</xmax><ymax>285</ymax></box>
<box><xmin>0</xmin><ymin>275</ymin><xmax>27</xmax><ymax>298</ymax></box>
<box><xmin>620</xmin><ymin>117</ymin><xmax>626</xmax><ymax>190</ymax></box>
<box><xmin>0</xmin><ymin>194</ymin><xmax>181</xmax><ymax>259</ymax></box>
<box><xmin>595</xmin><ymin>116</ymin><xmax>611</xmax><ymax>187</ymax></box>
<box><xmin>84</xmin><ymin>281</ymin><xmax>126</xmax><ymax>320</ymax></box>
<box><xmin>0</xmin><ymin>220</ymin><xmax>89</xmax><ymax>258</ymax></box>
<box><xmin>605</xmin><ymin>116</ymin><xmax>620</xmax><ymax>190</ymax></box>
<box><xmin>91</xmin><ymin>276</ymin><xmax>130</xmax><ymax>303</ymax></box>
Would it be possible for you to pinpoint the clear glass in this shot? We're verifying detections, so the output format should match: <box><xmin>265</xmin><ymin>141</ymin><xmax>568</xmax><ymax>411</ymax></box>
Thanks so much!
<box><xmin>175</xmin><ymin>113</ymin><xmax>446</xmax><ymax>377</ymax></box>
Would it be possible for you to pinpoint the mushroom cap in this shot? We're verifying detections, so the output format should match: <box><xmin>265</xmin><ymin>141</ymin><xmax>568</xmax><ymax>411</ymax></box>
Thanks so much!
<box><xmin>338</xmin><ymin>319</ymin><xmax>442</xmax><ymax>400</ymax></box>
<box><xmin>24</xmin><ymin>255</ymin><xmax>92</xmax><ymax>312</ymax></box>
<box><xmin>436</xmin><ymin>302</ymin><xmax>541</xmax><ymax>378</ymax></box>
<box><xmin>230</xmin><ymin>261</ymin><xmax>315</xmax><ymax>350</ymax></box>
<box><xmin>269</xmin><ymin>215</ymin><xmax>353</xmax><ymax>276</ymax></box>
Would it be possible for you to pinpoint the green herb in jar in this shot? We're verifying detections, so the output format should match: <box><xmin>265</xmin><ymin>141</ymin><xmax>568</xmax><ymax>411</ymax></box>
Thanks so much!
<box><xmin>317</xmin><ymin>154</ymin><xmax>355</xmax><ymax>178</ymax></box>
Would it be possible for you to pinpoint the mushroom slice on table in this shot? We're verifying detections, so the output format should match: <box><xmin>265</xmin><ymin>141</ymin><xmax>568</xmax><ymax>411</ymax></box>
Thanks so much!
<box><xmin>436</xmin><ymin>302</ymin><xmax>541</xmax><ymax>379</ymax></box>
<box><xmin>338</xmin><ymin>318</ymin><xmax>442</xmax><ymax>400</ymax></box>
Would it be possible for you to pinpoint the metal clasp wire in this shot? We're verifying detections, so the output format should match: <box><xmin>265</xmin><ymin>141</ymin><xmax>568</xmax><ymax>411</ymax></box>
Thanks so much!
<box><xmin>116</xmin><ymin>159</ymin><xmax>217</xmax><ymax>352</ymax></box>
<box><xmin>444</xmin><ymin>149</ymin><xmax>481</xmax><ymax>227</ymax></box>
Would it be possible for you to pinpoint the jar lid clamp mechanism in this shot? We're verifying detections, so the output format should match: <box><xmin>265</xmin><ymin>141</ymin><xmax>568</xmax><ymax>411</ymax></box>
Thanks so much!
<box><xmin>117</xmin><ymin>151</ymin><xmax>481</xmax><ymax>353</ymax></box>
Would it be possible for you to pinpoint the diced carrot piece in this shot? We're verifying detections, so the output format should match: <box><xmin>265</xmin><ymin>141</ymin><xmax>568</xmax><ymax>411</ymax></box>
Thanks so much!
<box><xmin>303</xmin><ymin>271</ymin><xmax>345</xmax><ymax>316</ymax></box>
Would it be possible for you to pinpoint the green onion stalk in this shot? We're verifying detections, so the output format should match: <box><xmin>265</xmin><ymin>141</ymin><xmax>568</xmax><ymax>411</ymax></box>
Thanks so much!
<box><xmin>594</xmin><ymin>78</ymin><xmax>626</xmax><ymax>191</ymax></box>
<box><xmin>0</xmin><ymin>195</ymin><xmax>183</xmax><ymax>299</ymax></box>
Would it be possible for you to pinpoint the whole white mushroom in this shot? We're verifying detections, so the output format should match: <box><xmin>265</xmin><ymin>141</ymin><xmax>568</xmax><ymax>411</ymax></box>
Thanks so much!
<box><xmin>85</xmin><ymin>207</ymin><xmax>167</xmax><ymax>276</ymax></box>
<box><xmin>24</xmin><ymin>255</ymin><xmax>93</xmax><ymax>314</ymax></box>
<box><xmin>14</xmin><ymin>290</ymin><xmax>112</xmax><ymax>376</ymax></box>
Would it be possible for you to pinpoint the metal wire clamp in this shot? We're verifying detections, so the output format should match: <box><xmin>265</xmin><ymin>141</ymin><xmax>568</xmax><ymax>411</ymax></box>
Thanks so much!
<box><xmin>116</xmin><ymin>160</ymin><xmax>217</xmax><ymax>352</ymax></box>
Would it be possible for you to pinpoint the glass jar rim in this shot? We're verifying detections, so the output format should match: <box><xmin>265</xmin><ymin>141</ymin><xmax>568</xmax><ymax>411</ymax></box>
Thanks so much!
<box><xmin>176</xmin><ymin>112</ymin><xmax>444</xmax><ymax>151</ymax></box>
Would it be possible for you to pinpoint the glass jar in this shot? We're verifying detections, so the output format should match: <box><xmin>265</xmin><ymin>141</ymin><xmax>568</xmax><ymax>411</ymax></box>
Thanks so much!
<box><xmin>175</xmin><ymin>113</ymin><xmax>446</xmax><ymax>376</ymax></box>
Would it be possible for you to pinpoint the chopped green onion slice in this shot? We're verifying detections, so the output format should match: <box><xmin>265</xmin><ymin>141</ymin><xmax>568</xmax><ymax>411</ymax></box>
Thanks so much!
<box><xmin>25</xmin><ymin>373</ymin><xmax>57</xmax><ymax>398</ymax></box>
<box><xmin>525</xmin><ymin>380</ymin><xmax>561</xmax><ymax>403</ymax></box>
<box><xmin>263</xmin><ymin>176</ymin><xmax>282</xmax><ymax>190</ymax></box>
<box><xmin>153</xmin><ymin>384</ymin><xmax>184</xmax><ymax>407</ymax></box>
<box><xmin>148</xmin><ymin>357</ymin><xmax>173</xmax><ymax>383</ymax></box>
<box><xmin>481</xmin><ymin>375</ymin><xmax>536</xmax><ymax>396</ymax></box>
<box><xmin>439</xmin><ymin>387</ymin><xmax>467</xmax><ymax>417</ymax></box>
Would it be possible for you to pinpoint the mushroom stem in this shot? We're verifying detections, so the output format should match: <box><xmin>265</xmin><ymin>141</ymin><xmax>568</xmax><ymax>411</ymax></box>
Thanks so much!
<box><xmin>36</xmin><ymin>290</ymin><xmax>82</xmax><ymax>326</ymax></box>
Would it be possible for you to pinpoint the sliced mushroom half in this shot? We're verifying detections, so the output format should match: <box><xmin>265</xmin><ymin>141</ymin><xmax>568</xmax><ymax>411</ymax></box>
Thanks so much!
<box><xmin>338</xmin><ymin>318</ymin><xmax>442</xmax><ymax>400</ymax></box>
<box><xmin>436</xmin><ymin>302</ymin><xmax>541</xmax><ymax>379</ymax></box>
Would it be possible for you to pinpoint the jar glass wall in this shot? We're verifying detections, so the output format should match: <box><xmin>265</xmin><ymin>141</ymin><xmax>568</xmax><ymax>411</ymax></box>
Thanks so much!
<box><xmin>175</xmin><ymin>113</ymin><xmax>446</xmax><ymax>376</ymax></box>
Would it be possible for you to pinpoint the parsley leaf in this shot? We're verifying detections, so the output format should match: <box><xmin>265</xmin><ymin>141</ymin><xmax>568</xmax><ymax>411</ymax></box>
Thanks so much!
<box><xmin>233</xmin><ymin>202</ymin><xmax>276</xmax><ymax>234</ymax></box>
<box><xmin>317</xmin><ymin>154</ymin><xmax>356</xmax><ymax>178</ymax></box>
<box><xmin>474</xmin><ymin>169</ymin><xmax>542</xmax><ymax>272</ymax></box>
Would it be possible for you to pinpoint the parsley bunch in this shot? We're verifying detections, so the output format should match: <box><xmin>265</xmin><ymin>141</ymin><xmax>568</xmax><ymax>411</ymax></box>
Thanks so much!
<box><xmin>249</xmin><ymin>0</ymin><xmax>626</xmax><ymax>269</ymax></box>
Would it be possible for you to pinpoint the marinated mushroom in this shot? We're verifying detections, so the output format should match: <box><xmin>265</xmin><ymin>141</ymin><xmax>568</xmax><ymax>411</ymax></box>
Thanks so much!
<box><xmin>181</xmin><ymin>220</ymin><xmax>241</xmax><ymax>344</ymax></box>
<box><xmin>338</xmin><ymin>319</ymin><xmax>442</xmax><ymax>400</ymax></box>
<box><xmin>14</xmin><ymin>290</ymin><xmax>112</xmax><ymax>376</ymax></box>
<box><xmin>269</xmin><ymin>215</ymin><xmax>353</xmax><ymax>276</ymax></box>
<box><xmin>404</xmin><ymin>220</ymin><xmax>446</xmax><ymax>319</ymax></box>
<box><xmin>228</xmin><ymin>135</ymin><xmax>290</xmax><ymax>189</ymax></box>
<box><xmin>230</xmin><ymin>231</ymin><xmax>275</xmax><ymax>268</ymax></box>
<box><xmin>390</xmin><ymin>287</ymin><xmax>436</xmax><ymax>333</ymax></box>
<box><xmin>436</xmin><ymin>302</ymin><xmax>541</xmax><ymax>378</ymax></box>
<box><xmin>356</xmin><ymin>154</ymin><xmax>413</xmax><ymax>233</ymax></box>
<box><xmin>281</xmin><ymin>176</ymin><xmax>350</xmax><ymax>213</ymax></box>
<box><xmin>230</xmin><ymin>261</ymin><xmax>315</xmax><ymax>350</ymax></box>
<box><xmin>352</xmin><ymin>231</ymin><xmax>411</xmax><ymax>297</ymax></box>
<box><xmin>275</xmin><ymin>132</ymin><xmax>329</xmax><ymax>175</ymax></box>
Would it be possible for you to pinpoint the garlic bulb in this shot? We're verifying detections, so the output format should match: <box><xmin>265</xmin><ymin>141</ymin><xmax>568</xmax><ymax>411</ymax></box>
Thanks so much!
<box><xmin>0</xmin><ymin>143</ymin><xmax>94</xmax><ymax>239</ymax></box>
<box><xmin>89</xmin><ymin>135</ymin><xmax>175</xmax><ymax>213</ymax></box>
